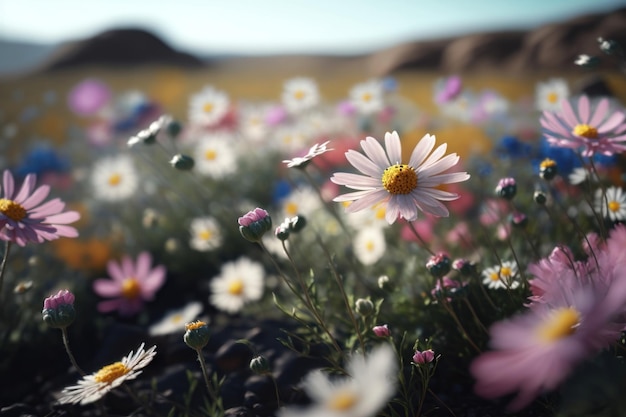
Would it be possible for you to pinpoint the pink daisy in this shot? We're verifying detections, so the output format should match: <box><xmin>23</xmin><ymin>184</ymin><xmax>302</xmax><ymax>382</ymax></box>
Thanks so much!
<box><xmin>540</xmin><ymin>95</ymin><xmax>626</xmax><ymax>157</ymax></box>
<box><xmin>0</xmin><ymin>170</ymin><xmax>80</xmax><ymax>246</ymax></box>
<box><xmin>93</xmin><ymin>252</ymin><xmax>166</xmax><ymax>316</ymax></box>
<box><xmin>330</xmin><ymin>131</ymin><xmax>470</xmax><ymax>224</ymax></box>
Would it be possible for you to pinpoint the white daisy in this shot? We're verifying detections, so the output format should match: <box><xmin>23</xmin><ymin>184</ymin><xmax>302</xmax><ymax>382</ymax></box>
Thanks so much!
<box><xmin>282</xmin><ymin>141</ymin><xmax>333</xmax><ymax>168</ymax></box>
<box><xmin>282</xmin><ymin>77</ymin><xmax>320</xmax><ymax>114</ymax></box>
<box><xmin>344</xmin><ymin>203</ymin><xmax>390</xmax><ymax>230</ymax></box>
<box><xmin>595</xmin><ymin>186</ymin><xmax>626</xmax><ymax>221</ymax></box>
<box><xmin>57</xmin><ymin>343</ymin><xmax>157</xmax><ymax>405</ymax></box>
<box><xmin>353</xmin><ymin>227</ymin><xmax>386</xmax><ymax>266</ymax></box>
<box><xmin>277</xmin><ymin>344</ymin><xmax>397</xmax><ymax>417</ymax></box>
<box><xmin>482</xmin><ymin>261</ymin><xmax>520</xmax><ymax>290</ymax></box>
<box><xmin>273</xmin><ymin>125</ymin><xmax>309</xmax><ymax>153</ymax></box>
<box><xmin>568</xmin><ymin>167</ymin><xmax>598</xmax><ymax>185</ymax></box>
<box><xmin>210</xmin><ymin>257</ymin><xmax>265</xmax><ymax>314</ymax></box>
<box><xmin>238</xmin><ymin>103</ymin><xmax>270</xmax><ymax>142</ymax></box>
<box><xmin>189</xmin><ymin>216</ymin><xmax>223</xmax><ymax>251</ymax></box>
<box><xmin>349</xmin><ymin>79</ymin><xmax>384</xmax><ymax>115</ymax></box>
<box><xmin>193</xmin><ymin>133</ymin><xmax>237</xmax><ymax>179</ymax></box>
<box><xmin>535</xmin><ymin>78</ymin><xmax>569</xmax><ymax>112</ymax></box>
<box><xmin>91</xmin><ymin>154</ymin><xmax>139</xmax><ymax>202</ymax></box>
<box><xmin>188</xmin><ymin>85</ymin><xmax>230</xmax><ymax>127</ymax></box>
<box><xmin>280</xmin><ymin>186</ymin><xmax>322</xmax><ymax>219</ymax></box>
<box><xmin>149</xmin><ymin>302</ymin><xmax>204</xmax><ymax>336</ymax></box>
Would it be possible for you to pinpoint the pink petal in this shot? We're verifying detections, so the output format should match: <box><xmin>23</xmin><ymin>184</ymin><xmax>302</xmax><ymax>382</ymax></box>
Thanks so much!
<box><xmin>344</xmin><ymin>189</ymin><xmax>389</xmax><ymax>213</ymax></box>
<box><xmin>577</xmin><ymin>95</ymin><xmax>590</xmax><ymax>124</ymax></box>
<box><xmin>93</xmin><ymin>279</ymin><xmax>122</xmax><ymax>297</ymax></box>
<box><xmin>330</xmin><ymin>172</ymin><xmax>380</xmax><ymax>189</ymax></box>
<box><xmin>13</xmin><ymin>174</ymin><xmax>37</xmax><ymax>203</ymax></box>
<box><xmin>360</xmin><ymin>136</ymin><xmax>390</xmax><ymax>169</ymax></box>
<box><xmin>345</xmin><ymin>150</ymin><xmax>384</xmax><ymax>177</ymax></box>
<box><xmin>541</xmin><ymin>112</ymin><xmax>571</xmax><ymax>137</ymax></box>
<box><xmin>559</xmin><ymin>99</ymin><xmax>579</xmax><ymax>127</ymax></box>
<box><xmin>28</xmin><ymin>198</ymin><xmax>65</xmax><ymax>217</ymax></box>
<box><xmin>43</xmin><ymin>211</ymin><xmax>81</xmax><ymax>224</ymax></box>
<box><xmin>384</xmin><ymin>131</ymin><xmax>402</xmax><ymax>164</ymax></box>
<box><xmin>121</xmin><ymin>256</ymin><xmax>135</xmax><ymax>278</ymax></box>
<box><xmin>589</xmin><ymin>98</ymin><xmax>609</xmax><ymax>127</ymax></box>
<box><xmin>419</xmin><ymin>172</ymin><xmax>470</xmax><ymax>187</ymax></box>
<box><xmin>20</xmin><ymin>185</ymin><xmax>50</xmax><ymax>210</ymax></box>
<box><xmin>392</xmin><ymin>195</ymin><xmax>419</xmax><ymax>221</ymax></box>
<box><xmin>385</xmin><ymin>203</ymin><xmax>400</xmax><ymax>224</ymax></box>
<box><xmin>135</xmin><ymin>252</ymin><xmax>152</xmax><ymax>279</ymax></box>
<box><xmin>97</xmin><ymin>299</ymin><xmax>123</xmax><ymax>313</ymax></box>
<box><xmin>50</xmin><ymin>225</ymin><xmax>79</xmax><ymax>238</ymax></box>
<box><xmin>420</xmin><ymin>143</ymin><xmax>447</xmax><ymax>170</ymax></box>
<box><xmin>107</xmin><ymin>260</ymin><xmax>126</xmax><ymax>281</ymax></box>
<box><xmin>141</xmin><ymin>266</ymin><xmax>166</xmax><ymax>297</ymax></box>
<box><xmin>408</xmin><ymin>134</ymin><xmax>436</xmax><ymax>168</ymax></box>
<box><xmin>2</xmin><ymin>170</ymin><xmax>15</xmax><ymax>199</ymax></box>
<box><xmin>418</xmin><ymin>153</ymin><xmax>460</xmax><ymax>177</ymax></box>
<box><xmin>598</xmin><ymin>111</ymin><xmax>626</xmax><ymax>133</ymax></box>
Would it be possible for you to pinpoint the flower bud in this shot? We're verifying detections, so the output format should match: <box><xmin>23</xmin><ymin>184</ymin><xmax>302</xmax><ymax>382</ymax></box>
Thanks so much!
<box><xmin>372</xmin><ymin>324</ymin><xmax>390</xmax><ymax>337</ymax></box>
<box><xmin>534</xmin><ymin>191</ymin><xmax>547</xmax><ymax>205</ymax></box>
<box><xmin>42</xmin><ymin>289</ymin><xmax>76</xmax><ymax>329</ymax></box>
<box><xmin>495</xmin><ymin>177</ymin><xmax>516</xmax><ymax>200</ymax></box>
<box><xmin>275</xmin><ymin>223</ymin><xmax>290</xmax><ymax>241</ymax></box>
<box><xmin>288</xmin><ymin>215</ymin><xmax>307</xmax><ymax>232</ymax></box>
<box><xmin>413</xmin><ymin>349</ymin><xmax>435</xmax><ymax>365</ymax></box>
<box><xmin>249</xmin><ymin>355</ymin><xmax>270</xmax><ymax>375</ymax></box>
<box><xmin>184</xmin><ymin>320</ymin><xmax>210</xmax><ymax>350</ymax></box>
<box><xmin>238</xmin><ymin>208</ymin><xmax>272</xmax><ymax>243</ymax></box>
<box><xmin>426</xmin><ymin>253</ymin><xmax>451</xmax><ymax>278</ymax></box>
<box><xmin>509</xmin><ymin>211</ymin><xmax>528</xmax><ymax>229</ymax></box>
<box><xmin>452</xmin><ymin>259</ymin><xmax>476</xmax><ymax>276</ymax></box>
<box><xmin>169</xmin><ymin>154</ymin><xmax>195</xmax><ymax>171</ymax></box>
<box><xmin>377</xmin><ymin>275</ymin><xmax>393</xmax><ymax>291</ymax></box>
<box><xmin>539</xmin><ymin>158</ymin><xmax>558</xmax><ymax>181</ymax></box>
<box><xmin>355</xmin><ymin>298</ymin><xmax>374</xmax><ymax>316</ymax></box>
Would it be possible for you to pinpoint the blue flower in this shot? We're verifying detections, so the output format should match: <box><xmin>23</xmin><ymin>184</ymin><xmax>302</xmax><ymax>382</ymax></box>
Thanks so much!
<box><xmin>16</xmin><ymin>145</ymin><xmax>70</xmax><ymax>178</ymax></box>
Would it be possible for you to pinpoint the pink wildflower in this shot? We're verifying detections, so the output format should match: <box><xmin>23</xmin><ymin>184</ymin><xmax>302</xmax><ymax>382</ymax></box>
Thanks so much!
<box><xmin>372</xmin><ymin>324</ymin><xmax>390</xmax><ymax>337</ymax></box>
<box><xmin>0</xmin><ymin>170</ymin><xmax>80</xmax><ymax>246</ymax></box>
<box><xmin>93</xmin><ymin>252</ymin><xmax>166</xmax><ymax>316</ymax></box>
<box><xmin>413</xmin><ymin>349</ymin><xmax>435</xmax><ymax>364</ymax></box>
<box><xmin>540</xmin><ymin>95</ymin><xmax>626</xmax><ymax>157</ymax></box>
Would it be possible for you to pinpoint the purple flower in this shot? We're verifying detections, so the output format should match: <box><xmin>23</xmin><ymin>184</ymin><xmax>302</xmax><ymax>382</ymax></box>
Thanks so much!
<box><xmin>42</xmin><ymin>289</ymin><xmax>76</xmax><ymax>328</ymax></box>
<box><xmin>372</xmin><ymin>324</ymin><xmax>390</xmax><ymax>337</ymax></box>
<box><xmin>93</xmin><ymin>252</ymin><xmax>166</xmax><ymax>316</ymax></box>
<box><xmin>43</xmin><ymin>289</ymin><xmax>75</xmax><ymax>310</ymax></box>
<box><xmin>238</xmin><ymin>208</ymin><xmax>270</xmax><ymax>227</ymax></box>
<box><xmin>435</xmin><ymin>76</ymin><xmax>462</xmax><ymax>104</ymax></box>
<box><xmin>540</xmin><ymin>95</ymin><xmax>626</xmax><ymax>157</ymax></box>
<box><xmin>0</xmin><ymin>170</ymin><xmax>80</xmax><ymax>246</ymax></box>
<box><xmin>495</xmin><ymin>177</ymin><xmax>516</xmax><ymax>200</ymax></box>
<box><xmin>413</xmin><ymin>349</ymin><xmax>435</xmax><ymax>364</ymax></box>
<box><xmin>67</xmin><ymin>78</ymin><xmax>111</xmax><ymax>116</ymax></box>
<box><xmin>331</xmin><ymin>131</ymin><xmax>470</xmax><ymax>224</ymax></box>
<box><xmin>238</xmin><ymin>208</ymin><xmax>272</xmax><ymax>243</ymax></box>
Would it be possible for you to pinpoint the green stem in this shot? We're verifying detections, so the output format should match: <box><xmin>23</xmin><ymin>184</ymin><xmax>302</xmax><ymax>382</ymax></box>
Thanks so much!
<box><xmin>0</xmin><ymin>241</ymin><xmax>12</xmax><ymax>302</ymax></box>
<box><xmin>196</xmin><ymin>348</ymin><xmax>219</xmax><ymax>405</ymax></box>
<box><xmin>61</xmin><ymin>327</ymin><xmax>86</xmax><ymax>376</ymax></box>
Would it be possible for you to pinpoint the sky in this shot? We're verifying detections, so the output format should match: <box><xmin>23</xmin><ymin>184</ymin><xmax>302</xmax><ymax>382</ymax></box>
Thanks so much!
<box><xmin>0</xmin><ymin>0</ymin><xmax>624</xmax><ymax>55</ymax></box>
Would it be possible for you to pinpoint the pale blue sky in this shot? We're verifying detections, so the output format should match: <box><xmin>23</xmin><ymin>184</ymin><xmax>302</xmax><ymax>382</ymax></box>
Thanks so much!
<box><xmin>0</xmin><ymin>0</ymin><xmax>624</xmax><ymax>54</ymax></box>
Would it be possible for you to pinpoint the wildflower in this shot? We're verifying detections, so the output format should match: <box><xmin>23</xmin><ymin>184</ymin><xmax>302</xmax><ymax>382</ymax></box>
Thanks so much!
<box><xmin>282</xmin><ymin>77</ymin><xmax>320</xmax><ymax>114</ymax></box>
<box><xmin>434</xmin><ymin>75</ymin><xmax>462</xmax><ymax>104</ymax></box>
<box><xmin>238</xmin><ymin>208</ymin><xmax>272</xmax><ymax>243</ymax></box>
<box><xmin>93</xmin><ymin>252</ymin><xmax>166</xmax><ymax>316</ymax></box>
<box><xmin>149</xmin><ymin>301</ymin><xmax>203</xmax><ymax>336</ymax></box>
<box><xmin>482</xmin><ymin>261</ymin><xmax>520</xmax><ymax>290</ymax></box>
<box><xmin>275</xmin><ymin>222</ymin><xmax>290</xmax><ymax>241</ymax></box>
<box><xmin>249</xmin><ymin>355</ymin><xmax>271</xmax><ymax>375</ymax></box>
<box><xmin>183</xmin><ymin>320</ymin><xmax>210</xmax><ymax>349</ymax></box>
<box><xmin>0</xmin><ymin>170</ymin><xmax>80</xmax><ymax>246</ymax></box>
<box><xmin>331</xmin><ymin>131</ymin><xmax>470</xmax><ymax>224</ymax></box>
<box><xmin>539</xmin><ymin>158</ymin><xmax>558</xmax><ymax>180</ymax></box>
<box><xmin>373</xmin><ymin>324</ymin><xmax>390</xmax><ymax>337</ymax></box>
<box><xmin>495</xmin><ymin>177</ymin><xmax>516</xmax><ymax>200</ymax></box>
<box><xmin>169</xmin><ymin>154</ymin><xmax>195</xmax><ymax>170</ymax></box>
<box><xmin>188</xmin><ymin>85</ymin><xmax>230</xmax><ymax>127</ymax></box>
<box><xmin>280</xmin><ymin>187</ymin><xmax>321</xmax><ymax>219</ymax></box>
<box><xmin>277</xmin><ymin>344</ymin><xmax>397</xmax><ymax>417</ymax></box>
<box><xmin>509</xmin><ymin>212</ymin><xmax>528</xmax><ymax>228</ymax></box>
<box><xmin>452</xmin><ymin>258</ymin><xmax>476</xmax><ymax>276</ymax></box>
<box><xmin>431</xmin><ymin>276</ymin><xmax>466</xmax><ymax>301</ymax></box>
<box><xmin>42</xmin><ymin>289</ymin><xmax>76</xmax><ymax>329</ymax></box>
<box><xmin>127</xmin><ymin>115</ymin><xmax>169</xmax><ymax>147</ymax></box>
<box><xmin>67</xmin><ymin>78</ymin><xmax>111</xmax><ymax>116</ymax></box>
<box><xmin>189</xmin><ymin>216</ymin><xmax>223</xmax><ymax>251</ymax></box>
<box><xmin>540</xmin><ymin>95</ymin><xmax>626</xmax><ymax>157</ymax></box>
<box><xmin>595</xmin><ymin>186</ymin><xmax>626</xmax><ymax>221</ymax></box>
<box><xmin>412</xmin><ymin>349</ymin><xmax>435</xmax><ymax>365</ymax></box>
<box><xmin>568</xmin><ymin>167</ymin><xmax>597</xmax><ymax>185</ymax></box>
<box><xmin>209</xmin><ymin>257</ymin><xmax>264</xmax><ymax>314</ymax></box>
<box><xmin>193</xmin><ymin>134</ymin><xmax>237</xmax><ymax>179</ymax></box>
<box><xmin>426</xmin><ymin>252</ymin><xmax>451</xmax><ymax>278</ymax></box>
<box><xmin>282</xmin><ymin>141</ymin><xmax>333</xmax><ymax>169</ymax></box>
<box><xmin>535</xmin><ymin>79</ymin><xmax>569</xmax><ymax>112</ymax></box>
<box><xmin>58</xmin><ymin>343</ymin><xmax>157</xmax><ymax>405</ymax></box>
<box><xmin>349</xmin><ymin>79</ymin><xmax>384</xmax><ymax>115</ymax></box>
<box><xmin>574</xmin><ymin>54</ymin><xmax>600</xmax><ymax>68</ymax></box>
<box><xmin>355</xmin><ymin>298</ymin><xmax>374</xmax><ymax>316</ymax></box>
<box><xmin>353</xmin><ymin>226</ymin><xmax>386</xmax><ymax>266</ymax></box>
<box><xmin>91</xmin><ymin>155</ymin><xmax>139</xmax><ymax>202</ymax></box>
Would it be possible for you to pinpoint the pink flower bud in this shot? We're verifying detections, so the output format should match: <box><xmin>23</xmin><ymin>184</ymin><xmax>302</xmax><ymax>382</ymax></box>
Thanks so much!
<box><xmin>238</xmin><ymin>208</ymin><xmax>270</xmax><ymax>227</ymax></box>
<box><xmin>372</xmin><ymin>324</ymin><xmax>390</xmax><ymax>337</ymax></box>
<box><xmin>43</xmin><ymin>289</ymin><xmax>75</xmax><ymax>310</ymax></box>
<box><xmin>413</xmin><ymin>349</ymin><xmax>435</xmax><ymax>364</ymax></box>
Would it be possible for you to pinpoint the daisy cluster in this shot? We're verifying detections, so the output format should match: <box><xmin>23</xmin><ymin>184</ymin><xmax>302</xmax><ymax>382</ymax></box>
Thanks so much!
<box><xmin>2</xmin><ymin>36</ymin><xmax>626</xmax><ymax>416</ymax></box>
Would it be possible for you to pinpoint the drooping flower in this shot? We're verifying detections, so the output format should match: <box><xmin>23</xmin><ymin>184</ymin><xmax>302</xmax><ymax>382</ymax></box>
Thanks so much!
<box><xmin>331</xmin><ymin>131</ymin><xmax>470</xmax><ymax>224</ymax></box>
<box><xmin>57</xmin><ymin>343</ymin><xmax>157</xmax><ymax>405</ymax></box>
<box><xmin>282</xmin><ymin>141</ymin><xmax>333</xmax><ymax>169</ymax></box>
<box><xmin>540</xmin><ymin>95</ymin><xmax>626</xmax><ymax>157</ymax></box>
<box><xmin>481</xmin><ymin>261</ymin><xmax>520</xmax><ymax>290</ymax></box>
<box><xmin>282</xmin><ymin>77</ymin><xmax>320</xmax><ymax>114</ymax></box>
<box><xmin>149</xmin><ymin>301</ymin><xmax>204</xmax><ymax>336</ymax></box>
<box><xmin>0</xmin><ymin>170</ymin><xmax>80</xmax><ymax>246</ymax></box>
<box><xmin>91</xmin><ymin>155</ymin><xmax>139</xmax><ymax>202</ymax></box>
<box><xmin>188</xmin><ymin>85</ymin><xmax>230</xmax><ymax>127</ymax></box>
<box><xmin>209</xmin><ymin>257</ymin><xmax>264</xmax><ymax>314</ymax></box>
<box><xmin>353</xmin><ymin>226</ymin><xmax>386</xmax><ymax>266</ymax></box>
<box><xmin>535</xmin><ymin>78</ymin><xmax>569</xmax><ymax>112</ymax></box>
<box><xmin>93</xmin><ymin>252</ymin><xmax>166</xmax><ymax>316</ymax></box>
<box><xmin>277</xmin><ymin>344</ymin><xmax>397</xmax><ymax>417</ymax></box>
<box><xmin>189</xmin><ymin>216</ymin><xmax>223</xmax><ymax>251</ymax></box>
<box><xmin>595</xmin><ymin>186</ymin><xmax>626</xmax><ymax>222</ymax></box>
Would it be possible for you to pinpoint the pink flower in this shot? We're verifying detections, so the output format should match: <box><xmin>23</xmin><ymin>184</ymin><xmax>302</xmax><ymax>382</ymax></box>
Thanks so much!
<box><xmin>67</xmin><ymin>78</ymin><xmax>111</xmax><ymax>116</ymax></box>
<box><xmin>372</xmin><ymin>324</ymin><xmax>390</xmax><ymax>337</ymax></box>
<box><xmin>435</xmin><ymin>75</ymin><xmax>462</xmax><ymax>104</ymax></box>
<box><xmin>331</xmin><ymin>131</ymin><xmax>470</xmax><ymax>224</ymax></box>
<box><xmin>43</xmin><ymin>289</ymin><xmax>75</xmax><ymax>310</ymax></box>
<box><xmin>413</xmin><ymin>349</ymin><xmax>435</xmax><ymax>364</ymax></box>
<box><xmin>93</xmin><ymin>252</ymin><xmax>166</xmax><ymax>316</ymax></box>
<box><xmin>0</xmin><ymin>170</ymin><xmax>80</xmax><ymax>246</ymax></box>
<box><xmin>540</xmin><ymin>95</ymin><xmax>626</xmax><ymax>157</ymax></box>
<box><xmin>238</xmin><ymin>208</ymin><xmax>270</xmax><ymax>227</ymax></box>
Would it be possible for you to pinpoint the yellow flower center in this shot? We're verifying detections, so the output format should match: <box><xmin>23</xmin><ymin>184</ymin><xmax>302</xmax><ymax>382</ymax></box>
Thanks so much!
<box><xmin>285</xmin><ymin>202</ymin><xmax>298</xmax><ymax>216</ymax></box>
<box><xmin>199</xmin><ymin>230</ymin><xmax>212</xmax><ymax>241</ymax></box>
<box><xmin>572</xmin><ymin>124</ymin><xmax>598</xmax><ymax>139</ymax></box>
<box><xmin>170</xmin><ymin>313</ymin><xmax>183</xmax><ymax>324</ymax></box>
<box><xmin>547</xmin><ymin>92</ymin><xmax>558</xmax><ymax>104</ymax></box>
<box><xmin>489</xmin><ymin>272</ymin><xmax>500</xmax><ymax>282</ymax></box>
<box><xmin>382</xmin><ymin>164</ymin><xmax>418</xmax><ymax>195</ymax></box>
<box><xmin>374</xmin><ymin>206</ymin><xmax>386</xmax><ymax>220</ymax></box>
<box><xmin>0</xmin><ymin>198</ymin><xmax>27</xmax><ymax>221</ymax></box>
<box><xmin>537</xmin><ymin>307</ymin><xmax>580</xmax><ymax>342</ymax></box>
<box><xmin>609</xmin><ymin>201</ymin><xmax>621</xmax><ymax>212</ymax></box>
<box><xmin>361</xmin><ymin>92</ymin><xmax>372</xmax><ymax>102</ymax></box>
<box><xmin>121</xmin><ymin>278</ymin><xmax>141</xmax><ymax>299</ymax></box>
<box><xmin>228</xmin><ymin>279</ymin><xmax>244</xmax><ymax>295</ymax></box>
<box><xmin>204</xmin><ymin>149</ymin><xmax>217</xmax><ymax>160</ymax></box>
<box><xmin>365</xmin><ymin>240</ymin><xmax>375</xmax><ymax>252</ymax></box>
<box><xmin>94</xmin><ymin>362</ymin><xmax>130</xmax><ymax>384</ymax></box>
<box><xmin>293</xmin><ymin>90</ymin><xmax>306</xmax><ymax>100</ymax></box>
<box><xmin>203</xmin><ymin>102</ymin><xmax>214</xmax><ymax>113</ymax></box>
<box><xmin>540</xmin><ymin>158</ymin><xmax>556</xmax><ymax>169</ymax></box>
<box><xmin>108</xmin><ymin>173</ymin><xmax>122</xmax><ymax>186</ymax></box>
<box><xmin>185</xmin><ymin>320</ymin><xmax>207</xmax><ymax>330</ymax></box>
<box><xmin>500</xmin><ymin>266</ymin><xmax>512</xmax><ymax>277</ymax></box>
<box><xmin>328</xmin><ymin>390</ymin><xmax>358</xmax><ymax>411</ymax></box>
